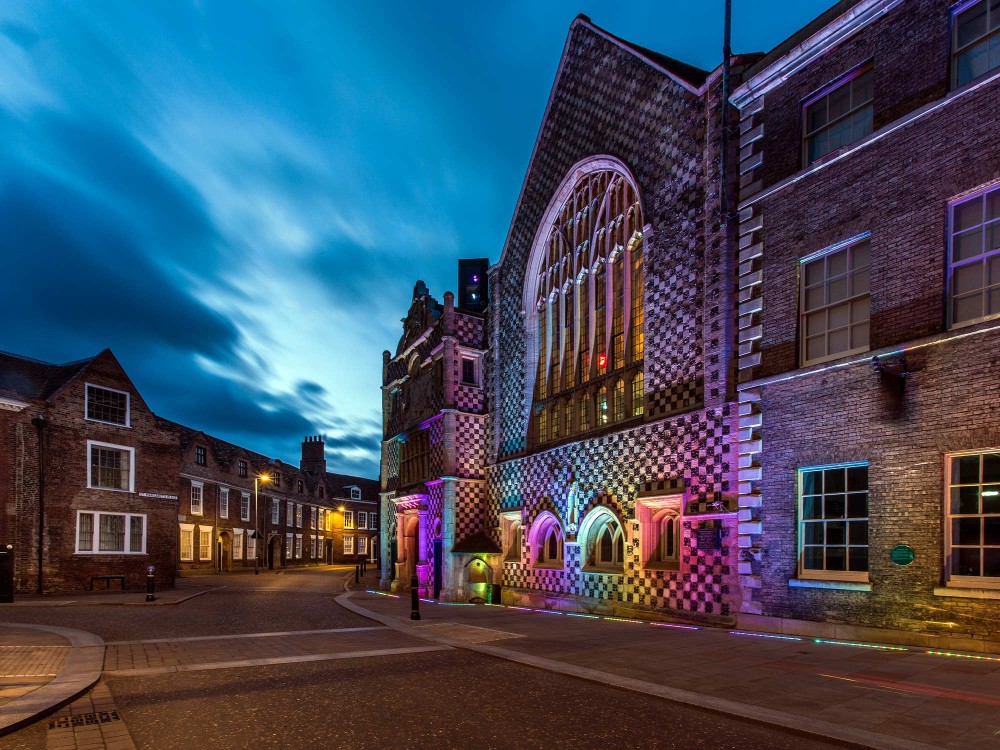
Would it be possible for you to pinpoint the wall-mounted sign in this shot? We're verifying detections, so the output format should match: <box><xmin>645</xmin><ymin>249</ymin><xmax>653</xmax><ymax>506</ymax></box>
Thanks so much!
<box><xmin>694</xmin><ymin>528</ymin><xmax>722</xmax><ymax>551</ymax></box>
<box><xmin>890</xmin><ymin>545</ymin><xmax>915</xmax><ymax>566</ymax></box>
<box><xmin>139</xmin><ymin>492</ymin><xmax>178</xmax><ymax>500</ymax></box>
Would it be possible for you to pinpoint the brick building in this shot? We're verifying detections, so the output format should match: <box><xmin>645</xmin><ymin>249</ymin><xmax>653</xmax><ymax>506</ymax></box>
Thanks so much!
<box><xmin>732</xmin><ymin>0</ymin><xmax>1000</xmax><ymax>640</ymax></box>
<box><xmin>0</xmin><ymin>349</ymin><xmax>179</xmax><ymax>593</ymax></box>
<box><xmin>379</xmin><ymin>281</ymin><xmax>488</xmax><ymax>598</ymax></box>
<box><xmin>171</xmin><ymin>428</ymin><xmax>380</xmax><ymax>574</ymax></box>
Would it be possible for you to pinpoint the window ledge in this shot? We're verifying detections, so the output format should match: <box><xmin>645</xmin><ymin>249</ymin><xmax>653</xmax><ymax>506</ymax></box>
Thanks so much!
<box><xmin>789</xmin><ymin>578</ymin><xmax>871</xmax><ymax>592</ymax></box>
<box><xmin>643</xmin><ymin>562</ymin><xmax>680</xmax><ymax>572</ymax></box>
<box><xmin>582</xmin><ymin>568</ymin><xmax>624</xmax><ymax>576</ymax></box>
<box><xmin>933</xmin><ymin>586</ymin><xmax>1000</xmax><ymax>600</ymax></box>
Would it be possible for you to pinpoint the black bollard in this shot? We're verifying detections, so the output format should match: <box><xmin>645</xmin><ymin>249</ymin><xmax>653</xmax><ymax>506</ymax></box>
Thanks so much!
<box><xmin>145</xmin><ymin>566</ymin><xmax>155</xmax><ymax>603</ymax></box>
<box><xmin>410</xmin><ymin>575</ymin><xmax>420</xmax><ymax>620</ymax></box>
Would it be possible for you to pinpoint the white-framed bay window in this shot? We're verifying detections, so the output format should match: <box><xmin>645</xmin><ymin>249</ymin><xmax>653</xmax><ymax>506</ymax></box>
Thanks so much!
<box><xmin>798</xmin><ymin>463</ymin><xmax>869</xmax><ymax>581</ymax></box>
<box><xmin>76</xmin><ymin>511</ymin><xmax>146</xmax><ymax>554</ymax></box>
<box><xmin>87</xmin><ymin>440</ymin><xmax>135</xmax><ymax>492</ymax></box>
<box><xmin>800</xmin><ymin>236</ymin><xmax>870</xmax><ymax>366</ymax></box>
<box><xmin>946</xmin><ymin>450</ymin><xmax>1000</xmax><ymax>586</ymax></box>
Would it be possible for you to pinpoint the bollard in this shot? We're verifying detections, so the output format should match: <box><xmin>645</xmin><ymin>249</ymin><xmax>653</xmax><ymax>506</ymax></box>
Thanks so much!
<box><xmin>410</xmin><ymin>575</ymin><xmax>420</xmax><ymax>620</ymax></box>
<box><xmin>145</xmin><ymin>565</ymin><xmax>155</xmax><ymax>603</ymax></box>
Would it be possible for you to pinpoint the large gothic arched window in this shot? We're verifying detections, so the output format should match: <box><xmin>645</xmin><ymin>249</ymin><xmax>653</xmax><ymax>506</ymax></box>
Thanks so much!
<box><xmin>525</xmin><ymin>159</ymin><xmax>645</xmax><ymax>447</ymax></box>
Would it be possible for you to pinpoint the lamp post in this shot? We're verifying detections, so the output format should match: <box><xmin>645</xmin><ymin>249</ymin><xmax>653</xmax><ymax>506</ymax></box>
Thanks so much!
<box><xmin>254</xmin><ymin>474</ymin><xmax>271</xmax><ymax>574</ymax></box>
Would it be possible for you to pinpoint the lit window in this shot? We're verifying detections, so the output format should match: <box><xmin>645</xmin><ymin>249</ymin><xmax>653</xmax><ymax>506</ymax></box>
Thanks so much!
<box><xmin>190</xmin><ymin>482</ymin><xmax>204</xmax><ymax>515</ymax></box>
<box><xmin>240</xmin><ymin>492</ymin><xmax>250</xmax><ymax>522</ymax></box>
<box><xmin>613</xmin><ymin>378</ymin><xmax>625</xmax><ymax>422</ymax></box>
<box><xmin>76</xmin><ymin>511</ymin><xmax>145</xmax><ymax>554</ymax></box>
<box><xmin>233</xmin><ymin>530</ymin><xmax>244</xmax><ymax>560</ymax></box>
<box><xmin>946</xmin><ymin>451</ymin><xmax>1000</xmax><ymax>582</ymax></box>
<box><xmin>528</xmin><ymin>166</ymin><xmax>644</xmax><ymax>443</ymax></box>
<box><xmin>803</xmin><ymin>66</ymin><xmax>873</xmax><ymax>165</ymax></box>
<box><xmin>247</xmin><ymin>534</ymin><xmax>256</xmax><ymax>562</ymax></box>
<box><xmin>580</xmin><ymin>393</ymin><xmax>591</xmax><ymax>431</ymax></box>
<box><xmin>799</xmin><ymin>464</ymin><xmax>869</xmax><ymax>580</ymax></box>
<box><xmin>180</xmin><ymin>525</ymin><xmax>194</xmax><ymax>561</ymax></box>
<box><xmin>357</xmin><ymin>536</ymin><xmax>368</xmax><ymax>555</ymax></box>
<box><xmin>344</xmin><ymin>535</ymin><xmax>355</xmax><ymax>555</ymax></box>
<box><xmin>949</xmin><ymin>184</ymin><xmax>1000</xmax><ymax>326</ymax></box>
<box><xmin>344</xmin><ymin>511</ymin><xmax>354</xmax><ymax>530</ymax></box>
<box><xmin>219</xmin><ymin>487</ymin><xmax>229</xmax><ymax>519</ymax></box>
<box><xmin>199</xmin><ymin>528</ymin><xmax>213</xmax><ymax>561</ymax></box>
<box><xmin>631</xmin><ymin>372</ymin><xmax>644</xmax><ymax>417</ymax></box>
<box><xmin>801</xmin><ymin>239</ymin><xmax>870</xmax><ymax>365</ymax></box>
<box><xmin>87</xmin><ymin>441</ymin><xmax>134</xmax><ymax>492</ymax></box>
<box><xmin>295</xmin><ymin>534</ymin><xmax>302</xmax><ymax>559</ymax></box>
<box><xmin>286</xmin><ymin>533</ymin><xmax>293</xmax><ymax>558</ymax></box>
<box><xmin>952</xmin><ymin>0</ymin><xmax>1000</xmax><ymax>88</ymax></box>
<box><xmin>195</xmin><ymin>446</ymin><xmax>206</xmax><ymax>465</ymax></box>
<box><xmin>597</xmin><ymin>386</ymin><xmax>608</xmax><ymax>426</ymax></box>
<box><xmin>85</xmin><ymin>384</ymin><xmax>129</xmax><ymax>426</ymax></box>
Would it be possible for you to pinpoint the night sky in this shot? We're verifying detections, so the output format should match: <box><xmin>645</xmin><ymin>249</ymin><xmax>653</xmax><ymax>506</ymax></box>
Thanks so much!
<box><xmin>0</xmin><ymin>1</ymin><xmax>837</xmax><ymax>478</ymax></box>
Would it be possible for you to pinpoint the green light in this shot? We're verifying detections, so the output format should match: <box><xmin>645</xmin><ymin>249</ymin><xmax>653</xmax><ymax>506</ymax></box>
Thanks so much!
<box><xmin>814</xmin><ymin>638</ymin><xmax>907</xmax><ymax>651</ymax></box>
<box><xmin>926</xmin><ymin>650</ymin><xmax>1000</xmax><ymax>662</ymax></box>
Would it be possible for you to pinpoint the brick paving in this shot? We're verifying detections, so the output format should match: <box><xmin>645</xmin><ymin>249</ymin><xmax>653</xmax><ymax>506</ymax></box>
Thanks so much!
<box><xmin>44</xmin><ymin>682</ymin><xmax>134</xmax><ymax>750</ymax></box>
<box><xmin>0</xmin><ymin>629</ymin><xmax>70</xmax><ymax>710</ymax></box>
<box><xmin>344</xmin><ymin>586</ymin><xmax>1000</xmax><ymax>750</ymax></box>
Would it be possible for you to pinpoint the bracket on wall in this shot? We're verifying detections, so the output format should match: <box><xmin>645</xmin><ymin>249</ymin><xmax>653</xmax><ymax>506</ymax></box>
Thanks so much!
<box><xmin>872</xmin><ymin>354</ymin><xmax>908</xmax><ymax>403</ymax></box>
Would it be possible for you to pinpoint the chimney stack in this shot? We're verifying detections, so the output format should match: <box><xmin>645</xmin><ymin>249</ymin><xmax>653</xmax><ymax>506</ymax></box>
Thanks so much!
<box><xmin>300</xmin><ymin>435</ymin><xmax>327</xmax><ymax>474</ymax></box>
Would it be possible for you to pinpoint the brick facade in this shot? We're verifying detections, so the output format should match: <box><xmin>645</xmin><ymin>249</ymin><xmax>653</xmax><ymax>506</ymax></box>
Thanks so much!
<box><xmin>733</xmin><ymin>0</ymin><xmax>1000</xmax><ymax>638</ymax></box>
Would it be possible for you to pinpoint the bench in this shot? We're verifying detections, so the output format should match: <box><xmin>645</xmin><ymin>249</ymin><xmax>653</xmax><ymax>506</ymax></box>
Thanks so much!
<box><xmin>90</xmin><ymin>575</ymin><xmax>126</xmax><ymax>591</ymax></box>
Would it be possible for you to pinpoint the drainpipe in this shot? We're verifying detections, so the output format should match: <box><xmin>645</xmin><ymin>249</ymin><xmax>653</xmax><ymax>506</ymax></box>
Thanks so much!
<box><xmin>30</xmin><ymin>415</ymin><xmax>45</xmax><ymax>595</ymax></box>
<box><xmin>720</xmin><ymin>0</ymin><xmax>733</xmax><ymax>222</ymax></box>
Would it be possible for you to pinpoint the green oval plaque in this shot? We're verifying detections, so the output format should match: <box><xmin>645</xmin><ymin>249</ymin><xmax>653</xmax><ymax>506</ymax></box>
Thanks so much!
<box><xmin>890</xmin><ymin>545</ymin><xmax>915</xmax><ymax>566</ymax></box>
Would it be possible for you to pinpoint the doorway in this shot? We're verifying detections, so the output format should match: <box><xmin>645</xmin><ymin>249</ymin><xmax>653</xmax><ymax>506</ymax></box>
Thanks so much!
<box><xmin>217</xmin><ymin>531</ymin><xmax>232</xmax><ymax>572</ymax></box>
<box><xmin>268</xmin><ymin>536</ymin><xmax>281</xmax><ymax>570</ymax></box>
<box><xmin>433</xmin><ymin>539</ymin><xmax>443</xmax><ymax>599</ymax></box>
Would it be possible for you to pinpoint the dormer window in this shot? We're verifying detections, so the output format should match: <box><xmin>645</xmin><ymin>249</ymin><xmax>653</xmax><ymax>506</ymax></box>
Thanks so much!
<box><xmin>350</xmin><ymin>487</ymin><xmax>361</xmax><ymax>500</ymax></box>
<box><xmin>195</xmin><ymin>446</ymin><xmax>206</xmax><ymax>466</ymax></box>
<box><xmin>85</xmin><ymin>384</ymin><xmax>130</xmax><ymax>426</ymax></box>
<box><xmin>238</xmin><ymin>460</ymin><xmax>247</xmax><ymax>478</ymax></box>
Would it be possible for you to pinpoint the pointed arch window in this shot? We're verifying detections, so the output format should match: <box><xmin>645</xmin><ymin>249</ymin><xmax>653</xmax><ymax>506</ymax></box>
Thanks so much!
<box><xmin>531</xmin><ymin>513</ymin><xmax>564</xmax><ymax>569</ymax></box>
<box><xmin>583</xmin><ymin>510</ymin><xmax>625</xmax><ymax>571</ymax></box>
<box><xmin>526</xmin><ymin>161</ymin><xmax>645</xmax><ymax>447</ymax></box>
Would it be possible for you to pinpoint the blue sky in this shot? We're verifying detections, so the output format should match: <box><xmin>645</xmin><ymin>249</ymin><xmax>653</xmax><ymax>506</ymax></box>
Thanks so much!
<box><xmin>0</xmin><ymin>0</ymin><xmax>837</xmax><ymax>477</ymax></box>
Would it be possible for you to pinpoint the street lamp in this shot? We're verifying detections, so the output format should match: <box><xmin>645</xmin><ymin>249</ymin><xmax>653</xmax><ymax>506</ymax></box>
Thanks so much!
<box><xmin>254</xmin><ymin>474</ymin><xmax>271</xmax><ymax>574</ymax></box>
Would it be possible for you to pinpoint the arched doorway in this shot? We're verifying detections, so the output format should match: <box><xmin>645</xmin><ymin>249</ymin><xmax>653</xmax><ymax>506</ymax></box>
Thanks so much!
<box><xmin>217</xmin><ymin>531</ymin><xmax>232</xmax><ymax>573</ymax></box>
<box><xmin>402</xmin><ymin>515</ymin><xmax>419</xmax><ymax>584</ymax></box>
<box><xmin>464</xmin><ymin>558</ymin><xmax>492</xmax><ymax>602</ymax></box>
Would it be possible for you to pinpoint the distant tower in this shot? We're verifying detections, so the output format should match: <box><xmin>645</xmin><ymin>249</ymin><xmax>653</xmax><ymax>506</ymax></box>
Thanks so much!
<box><xmin>300</xmin><ymin>435</ymin><xmax>327</xmax><ymax>474</ymax></box>
<box><xmin>457</xmin><ymin>258</ymin><xmax>489</xmax><ymax>313</ymax></box>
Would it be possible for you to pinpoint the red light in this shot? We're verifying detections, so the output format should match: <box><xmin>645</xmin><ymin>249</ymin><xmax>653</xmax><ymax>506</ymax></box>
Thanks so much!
<box><xmin>597</xmin><ymin>353</ymin><xmax>607</xmax><ymax>369</ymax></box>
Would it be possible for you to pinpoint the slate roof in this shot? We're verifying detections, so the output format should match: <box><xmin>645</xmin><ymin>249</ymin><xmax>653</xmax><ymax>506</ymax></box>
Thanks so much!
<box><xmin>0</xmin><ymin>349</ymin><xmax>95</xmax><ymax>402</ymax></box>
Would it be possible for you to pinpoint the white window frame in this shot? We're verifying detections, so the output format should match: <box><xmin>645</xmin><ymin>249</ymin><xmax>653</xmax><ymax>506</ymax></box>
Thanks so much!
<box><xmin>75</xmin><ymin>510</ymin><xmax>146</xmax><ymax>554</ymax></box>
<box><xmin>947</xmin><ymin>181</ymin><xmax>1000</xmax><ymax>328</ymax></box>
<box><xmin>951</xmin><ymin>0</ymin><xmax>1000</xmax><ymax>89</ymax></box>
<box><xmin>272</xmin><ymin>499</ymin><xmax>280</xmax><ymax>525</ymax></box>
<box><xmin>296</xmin><ymin>504</ymin><xmax>303</xmax><ymax>528</ymax></box>
<box><xmin>190</xmin><ymin>481</ymin><xmax>204</xmax><ymax>515</ymax></box>
<box><xmin>799</xmin><ymin>235</ymin><xmax>871</xmax><ymax>367</ymax></box>
<box><xmin>295</xmin><ymin>533</ymin><xmax>303</xmax><ymax>559</ymax></box>
<box><xmin>247</xmin><ymin>533</ymin><xmax>257</xmax><ymax>562</ymax></box>
<box><xmin>311</xmin><ymin>506</ymin><xmax>318</xmax><ymax>530</ymax></box>
<box><xmin>369</xmin><ymin>512</ymin><xmax>378</xmax><ymax>529</ymax></box>
<box><xmin>240</xmin><ymin>492</ymin><xmax>250</xmax><ymax>522</ymax></box>
<box><xmin>357</xmin><ymin>512</ymin><xmax>368</xmax><ymax>530</ymax></box>
<box><xmin>802</xmin><ymin>65</ymin><xmax>874</xmax><ymax>166</ymax></box>
<box><xmin>233</xmin><ymin>528</ymin><xmax>244</xmax><ymax>560</ymax></box>
<box><xmin>199</xmin><ymin>527</ymin><xmax>213</xmax><ymax>561</ymax></box>
<box><xmin>180</xmin><ymin>523</ymin><xmax>195</xmax><ymax>561</ymax></box>
<box><xmin>84</xmin><ymin>383</ymin><xmax>131</xmax><ymax>427</ymax></box>
<box><xmin>219</xmin><ymin>487</ymin><xmax>229</xmax><ymax>519</ymax></box>
<box><xmin>460</xmin><ymin>355</ymin><xmax>479</xmax><ymax>386</ymax></box>
<box><xmin>86</xmin><ymin>440</ymin><xmax>135</xmax><ymax>493</ymax></box>
<box><xmin>286</xmin><ymin>533</ymin><xmax>293</xmax><ymax>558</ymax></box>
<box><xmin>344</xmin><ymin>535</ymin><xmax>355</xmax><ymax>555</ymax></box>
<box><xmin>350</xmin><ymin>487</ymin><xmax>361</xmax><ymax>500</ymax></box>
<box><xmin>357</xmin><ymin>535</ymin><xmax>368</xmax><ymax>555</ymax></box>
<box><xmin>944</xmin><ymin>449</ymin><xmax>1000</xmax><ymax>589</ymax></box>
<box><xmin>797</xmin><ymin>462</ymin><xmax>870</xmax><ymax>583</ymax></box>
<box><xmin>344</xmin><ymin>510</ymin><xmax>354</xmax><ymax>530</ymax></box>
<box><xmin>287</xmin><ymin>500</ymin><xmax>294</xmax><ymax>525</ymax></box>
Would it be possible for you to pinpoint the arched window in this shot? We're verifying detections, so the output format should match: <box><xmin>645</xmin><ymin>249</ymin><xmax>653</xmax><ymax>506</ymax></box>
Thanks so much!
<box><xmin>531</xmin><ymin>512</ymin><xmax>564</xmax><ymax>569</ymax></box>
<box><xmin>631</xmin><ymin>372</ymin><xmax>644</xmax><ymax>417</ymax></box>
<box><xmin>525</xmin><ymin>160</ymin><xmax>645</xmax><ymax>446</ymax></box>
<box><xmin>582</xmin><ymin>509</ymin><xmax>625</xmax><ymax>571</ymax></box>
<box><xmin>613</xmin><ymin>378</ymin><xmax>625</xmax><ymax>422</ymax></box>
<box><xmin>505</xmin><ymin>521</ymin><xmax>522</xmax><ymax>562</ymax></box>
<box><xmin>580</xmin><ymin>393</ymin><xmax>591</xmax><ymax>432</ymax></box>
<box><xmin>654</xmin><ymin>511</ymin><xmax>680</xmax><ymax>565</ymax></box>
<box><xmin>597</xmin><ymin>386</ymin><xmax>608</xmax><ymax>426</ymax></box>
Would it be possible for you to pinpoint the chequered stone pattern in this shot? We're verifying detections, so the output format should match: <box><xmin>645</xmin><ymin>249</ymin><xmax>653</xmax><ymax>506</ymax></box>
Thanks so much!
<box><xmin>490</xmin><ymin>23</ymin><xmax>719</xmax><ymax>457</ymax></box>
<box><xmin>455</xmin><ymin>312</ymin><xmax>485</xmax><ymax>349</ymax></box>
<box><xmin>454</xmin><ymin>480</ymin><xmax>488</xmax><ymax>544</ymax></box>
<box><xmin>486</xmin><ymin>405</ymin><xmax>738</xmax><ymax>615</ymax></box>
<box><xmin>455</xmin><ymin>413</ymin><xmax>486</xmax><ymax>478</ymax></box>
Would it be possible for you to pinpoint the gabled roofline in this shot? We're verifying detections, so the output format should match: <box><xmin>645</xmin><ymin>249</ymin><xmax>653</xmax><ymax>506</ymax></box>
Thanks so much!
<box><xmin>494</xmin><ymin>15</ymin><xmax>722</xmax><ymax>272</ymax></box>
<box><xmin>731</xmin><ymin>0</ymin><xmax>904</xmax><ymax>107</ymax></box>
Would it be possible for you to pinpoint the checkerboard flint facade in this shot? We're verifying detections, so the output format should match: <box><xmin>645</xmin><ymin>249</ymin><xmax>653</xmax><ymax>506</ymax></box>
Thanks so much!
<box><xmin>380</xmin><ymin>16</ymin><xmax>745</xmax><ymax>621</ymax></box>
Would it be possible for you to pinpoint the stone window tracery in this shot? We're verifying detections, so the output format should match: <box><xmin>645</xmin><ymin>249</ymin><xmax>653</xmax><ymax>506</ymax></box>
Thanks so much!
<box><xmin>526</xmin><ymin>162</ymin><xmax>645</xmax><ymax>447</ymax></box>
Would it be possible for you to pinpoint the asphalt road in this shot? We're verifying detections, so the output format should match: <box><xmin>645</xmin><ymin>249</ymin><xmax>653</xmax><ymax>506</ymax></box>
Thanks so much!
<box><xmin>0</xmin><ymin>568</ymin><xmax>846</xmax><ymax>750</ymax></box>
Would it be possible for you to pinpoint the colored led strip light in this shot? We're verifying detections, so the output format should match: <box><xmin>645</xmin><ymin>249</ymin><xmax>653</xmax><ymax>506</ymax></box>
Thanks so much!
<box><xmin>366</xmin><ymin>590</ymin><xmax>399</xmax><ymax>598</ymax></box>
<box><xmin>651</xmin><ymin>622</ymin><xmax>699</xmax><ymax>631</ymax></box>
<box><xmin>926</xmin><ymin>650</ymin><xmax>1000</xmax><ymax>662</ymax></box>
<box><xmin>729</xmin><ymin>630</ymin><xmax>802</xmax><ymax>641</ymax></box>
<box><xmin>814</xmin><ymin>639</ymin><xmax>907</xmax><ymax>651</ymax></box>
